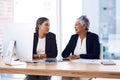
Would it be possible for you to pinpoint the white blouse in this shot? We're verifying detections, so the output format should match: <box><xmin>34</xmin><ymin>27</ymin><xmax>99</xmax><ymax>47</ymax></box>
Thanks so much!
<box><xmin>74</xmin><ymin>37</ymin><xmax>86</xmax><ymax>55</ymax></box>
<box><xmin>37</xmin><ymin>37</ymin><xmax>46</xmax><ymax>54</ymax></box>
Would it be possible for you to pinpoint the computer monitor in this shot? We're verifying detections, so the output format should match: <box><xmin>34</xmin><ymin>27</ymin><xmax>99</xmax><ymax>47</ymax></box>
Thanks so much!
<box><xmin>3</xmin><ymin>23</ymin><xmax>35</xmax><ymax>62</ymax></box>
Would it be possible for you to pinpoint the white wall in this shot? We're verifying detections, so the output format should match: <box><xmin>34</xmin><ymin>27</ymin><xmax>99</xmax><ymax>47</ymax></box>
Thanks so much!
<box><xmin>14</xmin><ymin>0</ymin><xmax>58</xmax><ymax>34</ymax></box>
<box><xmin>82</xmin><ymin>0</ymin><xmax>99</xmax><ymax>35</ymax></box>
<box><xmin>61</xmin><ymin>0</ymin><xmax>82</xmax><ymax>51</ymax></box>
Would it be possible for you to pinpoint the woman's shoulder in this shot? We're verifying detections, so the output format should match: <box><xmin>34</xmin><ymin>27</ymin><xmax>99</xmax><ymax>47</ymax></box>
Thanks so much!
<box><xmin>34</xmin><ymin>32</ymin><xmax>38</xmax><ymax>37</ymax></box>
<box><xmin>71</xmin><ymin>34</ymin><xmax>78</xmax><ymax>37</ymax></box>
<box><xmin>47</xmin><ymin>32</ymin><xmax>56</xmax><ymax>37</ymax></box>
<box><xmin>87</xmin><ymin>32</ymin><xmax>99</xmax><ymax>38</ymax></box>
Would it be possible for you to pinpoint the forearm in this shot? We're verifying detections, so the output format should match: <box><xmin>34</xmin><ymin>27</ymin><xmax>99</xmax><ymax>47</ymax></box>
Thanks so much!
<box><xmin>80</xmin><ymin>53</ymin><xmax>99</xmax><ymax>59</ymax></box>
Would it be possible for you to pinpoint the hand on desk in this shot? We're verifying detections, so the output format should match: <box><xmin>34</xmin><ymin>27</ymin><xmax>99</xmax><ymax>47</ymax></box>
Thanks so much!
<box><xmin>33</xmin><ymin>54</ymin><xmax>47</xmax><ymax>59</ymax></box>
<box><xmin>68</xmin><ymin>55</ymin><xmax>80</xmax><ymax>60</ymax></box>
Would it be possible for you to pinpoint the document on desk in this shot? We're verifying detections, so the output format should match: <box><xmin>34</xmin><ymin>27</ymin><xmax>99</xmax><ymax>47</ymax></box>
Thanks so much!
<box><xmin>101</xmin><ymin>60</ymin><xmax>116</xmax><ymax>65</ymax></box>
<box><xmin>71</xmin><ymin>59</ymin><xmax>101</xmax><ymax>64</ymax></box>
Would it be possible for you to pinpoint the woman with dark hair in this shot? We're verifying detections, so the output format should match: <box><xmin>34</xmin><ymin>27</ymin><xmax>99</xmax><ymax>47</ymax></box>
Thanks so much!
<box><xmin>33</xmin><ymin>17</ymin><xmax>57</xmax><ymax>59</ymax></box>
<box><xmin>25</xmin><ymin>17</ymin><xmax>58</xmax><ymax>80</ymax></box>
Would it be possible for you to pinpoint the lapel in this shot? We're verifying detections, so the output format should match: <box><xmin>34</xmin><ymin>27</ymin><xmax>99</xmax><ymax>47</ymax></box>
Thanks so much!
<box><xmin>45</xmin><ymin>33</ymin><xmax>50</xmax><ymax>52</ymax></box>
<box><xmin>72</xmin><ymin>34</ymin><xmax>79</xmax><ymax>55</ymax></box>
<box><xmin>86</xmin><ymin>32</ymin><xmax>90</xmax><ymax>53</ymax></box>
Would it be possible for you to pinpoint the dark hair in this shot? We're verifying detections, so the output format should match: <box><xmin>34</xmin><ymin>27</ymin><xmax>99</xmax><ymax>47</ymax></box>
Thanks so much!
<box><xmin>35</xmin><ymin>17</ymin><xmax>49</xmax><ymax>33</ymax></box>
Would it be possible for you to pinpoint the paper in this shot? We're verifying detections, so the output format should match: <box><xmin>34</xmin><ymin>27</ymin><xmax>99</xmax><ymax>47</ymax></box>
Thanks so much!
<box><xmin>101</xmin><ymin>60</ymin><xmax>116</xmax><ymax>65</ymax></box>
<box><xmin>71</xmin><ymin>59</ymin><xmax>101</xmax><ymax>64</ymax></box>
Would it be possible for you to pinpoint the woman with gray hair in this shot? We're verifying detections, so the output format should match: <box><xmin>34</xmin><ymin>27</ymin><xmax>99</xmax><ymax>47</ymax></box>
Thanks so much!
<box><xmin>62</xmin><ymin>15</ymin><xmax>100</xmax><ymax>59</ymax></box>
<box><xmin>62</xmin><ymin>15</ymin><xmax>100</xmax><ymax>80</ymax></box>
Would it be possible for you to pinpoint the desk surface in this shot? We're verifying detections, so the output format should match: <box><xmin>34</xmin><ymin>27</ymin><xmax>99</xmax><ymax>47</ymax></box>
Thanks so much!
<box><xmin>0</xmin><ymin>58</ymin><xmax>120</xmax><ymax>78</ymax></box>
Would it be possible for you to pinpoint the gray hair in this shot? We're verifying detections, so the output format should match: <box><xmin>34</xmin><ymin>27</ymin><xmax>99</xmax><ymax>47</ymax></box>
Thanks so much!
<box><xmin>77</xmin><ymin>15</ymin><xmax>90</xmax><ymax>31</ymax></box>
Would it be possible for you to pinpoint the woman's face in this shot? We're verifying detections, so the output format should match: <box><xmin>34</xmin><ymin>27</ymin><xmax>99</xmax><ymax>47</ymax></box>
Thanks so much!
<box><xmin>74</xmin><ymin>21</ymin><xmax>86</xmax><ymax>34</ymax></box>
<box><xmin>38</xmin><ymin>20</ymin><xmax>50</xmax><ymax>34</ymax></box>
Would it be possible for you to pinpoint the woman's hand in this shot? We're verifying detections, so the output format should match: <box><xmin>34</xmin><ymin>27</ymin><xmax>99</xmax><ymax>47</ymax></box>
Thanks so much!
<box><xmin>40</xmin><ymin>54</ymin><xmax>47</xmax><ymax>59</ymax></box>
<box><xmin>33</xmin><ymin>54</ymin><xmax>47</xmax><ymax>59</ymax></box>
<box><xmin>69</xmin><ymin>55</ymin><xmax>80</xmax><ymax>60</ymax></box>
<box><xmin>33</xmin><ymin>54</ymin><xmax>39</xmax><ymax>59</ymax></box>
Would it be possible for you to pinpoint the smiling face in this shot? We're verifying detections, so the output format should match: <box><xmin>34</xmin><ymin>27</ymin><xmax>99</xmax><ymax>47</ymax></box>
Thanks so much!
<box><xmin>38</xmin><ymin>20</ymin><xmax>50</xmax><ymax>34</ymax></box>
<box><xmin>74</xmin><ymin>21</ymin><xmax>86</xmax><ymax>34</ymax></box>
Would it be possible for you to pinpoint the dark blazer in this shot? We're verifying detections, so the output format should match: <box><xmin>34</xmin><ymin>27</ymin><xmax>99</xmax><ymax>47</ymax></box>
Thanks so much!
<box><xmin>62</xmin><ymin>32</ymin><xmax>100</xmax><ymax>59</ymax></box>
<box><xmin>33</xmin><ymin>32</ymin><xmax>58</xmax><ymax>58</ymax></box>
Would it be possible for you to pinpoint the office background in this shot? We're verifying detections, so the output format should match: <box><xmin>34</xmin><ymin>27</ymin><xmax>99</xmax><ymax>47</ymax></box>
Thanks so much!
<box><xmin>0</xmin><ymin>0</ymin><xmax>120</xmax><ymax>59</ymax></box>
<box><xmin>0</xmin><ymin>0</ymin><xmax>120</xmax><ymax>79</ymax></box>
